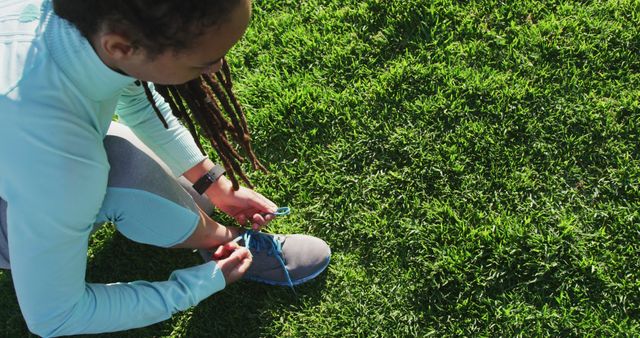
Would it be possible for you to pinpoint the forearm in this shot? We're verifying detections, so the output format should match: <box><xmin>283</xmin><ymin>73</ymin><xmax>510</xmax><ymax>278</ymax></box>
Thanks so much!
<box><xmin>117</xmin><ymin>82</ymin><xmax>206</xmax><ymax>176</ymax></box>
<box><xmin>23</xmin><ymin>262</ymin><xmax>225</xmax><ymax>336</ymax></box>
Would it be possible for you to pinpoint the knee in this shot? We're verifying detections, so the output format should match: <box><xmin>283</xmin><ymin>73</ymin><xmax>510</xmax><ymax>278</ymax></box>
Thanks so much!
<box><xmin>103</xmin><ymin>135</ymin><xmax>173</xmax><ymax>192</ymax></box>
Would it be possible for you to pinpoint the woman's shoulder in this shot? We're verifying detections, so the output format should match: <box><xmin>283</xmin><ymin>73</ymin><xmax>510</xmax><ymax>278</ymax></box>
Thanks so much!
<box><xmin>0</xmin><ymin>1</ymin><xmax>51</xmax><ymax>96</ymax></box>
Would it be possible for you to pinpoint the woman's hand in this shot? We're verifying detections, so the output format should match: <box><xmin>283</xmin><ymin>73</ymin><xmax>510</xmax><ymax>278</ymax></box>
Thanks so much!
<box><xmin>183</xmin><ymin>160</ymin><xmax>278</xmax><ymax>230</ymax></box>
<box><xmin>207</xmin><ymin>176</ymin><xmax>278</xmax><ymax>230</ymax></box>
<box><xmin>213</xmin><ymin>242</ymin><xmax>252</xmax><ymax>284</ymax></box>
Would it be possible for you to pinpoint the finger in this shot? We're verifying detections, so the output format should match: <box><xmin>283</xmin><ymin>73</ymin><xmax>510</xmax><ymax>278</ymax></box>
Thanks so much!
<box><xmin>237</xmin><ymin>252</ymin><xmax>253</xmax><ymax>273</ymax></box>
<box><xmin>213</xmin><ymin>245</ymin><xmax>234</xmax><ymax>260</ymax></box>
<box><xmin>236</xmin><ymin>246</ymin><xmax>251</xmax><ymax>259</ymax></box>
<box><xmin>221</xmin><ymin>248</ymin><xmax>244</xmax><ymax>266</ymax></box>
<box><xmin>251</xmin><ymin>214</ymin><xmax>268</xmax><ymax>230</ymax></box>
<box><xmin>235</xmin><ymin>214</ymin><xmax>247</xmax><ymax>226</ymax></box>
<box><xmin>234</xmin><ymin>248</ymin><xmax>252</xmax><ymax>270</ymax></box>
<box><xmin>226</xmin><ymin>248</ymin><xmax>253</xmax><ymax>281</ymax></box>
<box><xmin>254</xmin><ymin>191</ymin><xmax>277</xmax><ymax>210</ymax></box>
<box><xmin>223</xmin><ymin>241</ymin><xmax>240</xmax><ymax>250</ymax></box>
<box><xmin>212</xmin><ymin>245</ymin><xmax>226</xmax><ymax>260</ymax></box>
<box><xmin>247</xmin><ymin>192</ymin><xmax>277</xmax><ymax>213</ymax></box>
<box><xmin>227</xmin><ymin>247</ymin><xmax>250</xmax><ymax>267</ymax></box>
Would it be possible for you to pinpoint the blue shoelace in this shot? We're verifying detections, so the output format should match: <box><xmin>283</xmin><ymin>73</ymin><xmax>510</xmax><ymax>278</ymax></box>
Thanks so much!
<box><xmin>234</xmin><ymin>229</ymin><xmax>295</xmax><ymax>291</ymax></box>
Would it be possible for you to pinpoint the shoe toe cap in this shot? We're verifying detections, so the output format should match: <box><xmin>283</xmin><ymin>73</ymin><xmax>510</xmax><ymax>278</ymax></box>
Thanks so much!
<box><xmin>283</xmin><ymin>234</ymin><xmax>331</xmax><ymax>282</ymax></box>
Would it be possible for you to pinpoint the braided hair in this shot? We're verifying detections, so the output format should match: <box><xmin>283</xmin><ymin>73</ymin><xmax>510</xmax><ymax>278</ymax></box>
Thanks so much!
<box><xmin>142</xmin><ymin>59</ymin><xmax>267</xmax><ymax>190</ymax></box>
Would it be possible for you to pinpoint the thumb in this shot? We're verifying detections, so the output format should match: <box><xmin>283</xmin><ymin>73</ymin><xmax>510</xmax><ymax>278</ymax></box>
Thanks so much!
<box><xmin>216</xmin><ymin>247</ymin><xmax>252</xmax><ymax>284</ymax></box>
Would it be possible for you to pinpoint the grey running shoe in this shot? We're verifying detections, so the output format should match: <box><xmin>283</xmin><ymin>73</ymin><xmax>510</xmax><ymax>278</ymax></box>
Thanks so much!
<box><xmin>240</xmin><ymin>231</ymin><xmax>331</xmax><ymax>288</ymax></box>
<box><xmin>201</xmin><ymin>230</ymin><xmax>331</xmax><ymax>289</ymax></box>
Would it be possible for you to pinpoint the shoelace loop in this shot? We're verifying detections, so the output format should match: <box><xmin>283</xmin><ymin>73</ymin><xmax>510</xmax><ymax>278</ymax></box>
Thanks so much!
<box><xmin>233</xmin><ymin>230</ymin><xmax>295</xmax><ymax>292</ymax></box>
<box><xmin>261</xmin><ymin>206</ymin><xmax>291</xmax><ymax>217</ymax></box>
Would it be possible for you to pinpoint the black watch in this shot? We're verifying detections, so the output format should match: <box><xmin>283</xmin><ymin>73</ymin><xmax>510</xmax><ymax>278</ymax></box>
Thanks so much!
<box><xmin>192</xmin><ymin>165</ymin><xmax>226</xmax><ymax>195</ymax></box>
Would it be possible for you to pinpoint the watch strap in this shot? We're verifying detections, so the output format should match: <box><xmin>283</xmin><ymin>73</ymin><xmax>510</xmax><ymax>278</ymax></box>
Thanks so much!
<box><xmin>192</xmin><ymin>165</ymin><xmax>226</xmax><ymax>195</ymax></box>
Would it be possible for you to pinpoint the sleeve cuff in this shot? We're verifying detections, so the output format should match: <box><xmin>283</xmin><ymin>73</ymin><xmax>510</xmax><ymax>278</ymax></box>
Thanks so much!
<box><xmin>167</xmin><ymin>261</ymin><xmax>226</xmax><ymax>310</ymax></box>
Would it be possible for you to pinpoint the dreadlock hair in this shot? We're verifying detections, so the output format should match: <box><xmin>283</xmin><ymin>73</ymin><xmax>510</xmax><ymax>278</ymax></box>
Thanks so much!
<box><xmin>143</xmin><ymin>59</ymin><xmax>267</xmax><ymax>190</ymax></box>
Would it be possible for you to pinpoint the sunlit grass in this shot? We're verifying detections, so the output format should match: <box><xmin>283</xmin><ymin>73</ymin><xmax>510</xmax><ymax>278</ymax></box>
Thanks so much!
<box><xmin>1</xmin><ymin>0</ymin><xmax>638</xmax><ymax>336</ymax></box>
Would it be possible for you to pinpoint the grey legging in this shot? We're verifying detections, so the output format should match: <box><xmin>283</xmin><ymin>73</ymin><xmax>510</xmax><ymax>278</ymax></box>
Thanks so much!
<box><xmin>0</xmin><ymin>122</ymin><xmax>214</xmax><ymax>269</ymax></box>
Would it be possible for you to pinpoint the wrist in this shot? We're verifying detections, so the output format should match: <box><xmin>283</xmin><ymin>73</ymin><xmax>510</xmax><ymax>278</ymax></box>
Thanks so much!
<box><xmin>205</xmin><ymin>175</ymin><xmax>233</xmax><ymax>202</ymax></box>
<box><xmin>192</xmin><ymin>165</ymin><xmax>225</xmax><ymax>194</ymax></box>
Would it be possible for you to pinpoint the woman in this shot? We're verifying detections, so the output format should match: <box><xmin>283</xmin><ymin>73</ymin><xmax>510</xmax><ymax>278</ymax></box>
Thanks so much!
<box><xmin>0</xmin><ymin>0</ymin><xmax>330</xmax><ymax>335</ymax></box>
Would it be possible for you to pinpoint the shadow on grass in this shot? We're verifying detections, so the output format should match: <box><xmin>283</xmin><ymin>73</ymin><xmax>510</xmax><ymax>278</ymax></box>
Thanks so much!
<box><xmin>0</xmin><ymin>270</ymin><xmax>33</xmax><ymax>337</ymax></box>
<box><xmin>182</xmin><ymin>272</ymin><xmax>328</xmax><ymax>337</ymax></box>
<box><xmin>0</xmin><ymin>222</ymin><xmax>329</xmax><ymax>337</ymax></box>
<box><xmin>79</xmin><ymin>230</ymin><xmax>328</xmax><ymax>337</ymax></box>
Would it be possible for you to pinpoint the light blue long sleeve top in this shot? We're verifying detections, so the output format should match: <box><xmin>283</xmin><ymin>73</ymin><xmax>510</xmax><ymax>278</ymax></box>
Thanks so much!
<box><xmin>0</xmin><ymin>1</ymin><xmax>226</xmax><ymax>336</ymax></box>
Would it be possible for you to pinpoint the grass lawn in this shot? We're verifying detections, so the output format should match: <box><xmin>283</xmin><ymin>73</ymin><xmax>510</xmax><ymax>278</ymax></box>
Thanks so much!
<box><xmin>2</xmin><ymin>0</ymin><xmax>639</xmax><ymax>336</ymax></box>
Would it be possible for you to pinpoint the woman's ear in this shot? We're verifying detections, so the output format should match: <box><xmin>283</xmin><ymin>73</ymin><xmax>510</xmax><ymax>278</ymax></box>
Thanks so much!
<box><xmin>98</xmin><ymin>32</ymin><xmax>138</xmax><ymax>61</ymax></box>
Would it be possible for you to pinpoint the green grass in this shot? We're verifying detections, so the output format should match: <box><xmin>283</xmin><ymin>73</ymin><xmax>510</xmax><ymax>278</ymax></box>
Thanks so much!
<box><xmin>2</xmin><ymin>0</ymin><xmax>639</xmax><ymax>336</ymax></box>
